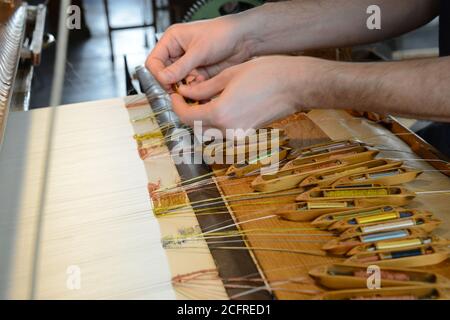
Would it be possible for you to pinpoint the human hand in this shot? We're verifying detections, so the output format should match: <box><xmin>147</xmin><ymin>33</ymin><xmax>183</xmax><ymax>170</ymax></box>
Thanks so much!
<box><xmin>171</xmin><ymin>56</ymin><xmax>327</xmax><ymax>132</ymax></box>
<box><xmin>145</xmin><ymin>16</ymin><xmax>255</xmax><ymax>90</ymax></box>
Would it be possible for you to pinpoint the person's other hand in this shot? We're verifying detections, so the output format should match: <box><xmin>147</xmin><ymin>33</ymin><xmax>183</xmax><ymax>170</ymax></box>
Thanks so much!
<box><xmin>145</xmin><ymin>16</ymin><xmax>254</xmax><ymax>90</ymax></box>
<box><xmin>171</xmin><ymin>56</ymin><xmax>326</xmax><ymax>132</ymax></box>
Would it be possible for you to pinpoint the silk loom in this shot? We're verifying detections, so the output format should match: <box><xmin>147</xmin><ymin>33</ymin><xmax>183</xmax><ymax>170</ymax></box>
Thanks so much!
<box><xmin>127</xmin><ymin>67</ymin><xmax>450</xmax><ymax>300</ymax></box>
<box><xmin>1</xmin><ymin>69</ymin><xmax>450</xmax><ymax>301</ymax></box>
<box><xmin>0</xmin><ymin>68</ymin><xmax>449</xmax><ymax>300</ymax></box>
<box><xmin>1</xmin><ymin>7</ymin><xmax>450</xmax><ymax>301</ymax></box>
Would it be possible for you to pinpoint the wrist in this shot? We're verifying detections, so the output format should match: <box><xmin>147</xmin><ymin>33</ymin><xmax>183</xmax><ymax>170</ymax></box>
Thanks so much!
<box><xmin>283</xmin><ymin>57</ymin><xmax>336</xmax><ymax>112</ymax></box>
<box><xmin>214</xmin><ymin>14</ymin><xmax>254</xmax><ymax>61</ymax></box>
<box><xmin>225</xmin><ymin>4</ymin><xmax>271</xmax><ymax>58</ymax></box>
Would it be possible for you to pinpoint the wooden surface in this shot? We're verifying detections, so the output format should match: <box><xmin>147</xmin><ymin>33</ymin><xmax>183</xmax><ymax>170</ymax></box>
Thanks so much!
<box><xmin>0</xmin><ymin>98</ymin><xmax>177</xmax><ymax>299</ymax></box>
<box><xmin>216</xmin><ymin>111</ymin><xmax>450</xmax><ymax>300</ymax></box>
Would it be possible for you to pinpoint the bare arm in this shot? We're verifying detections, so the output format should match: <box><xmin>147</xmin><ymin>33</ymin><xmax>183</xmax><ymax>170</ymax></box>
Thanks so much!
<box><xmin>174</xmin><ymin>56</ymin><xmax>450</xmax><ymax>131</ymax></box>
<box><xmin>239</xmin><ymin>0</ymin><xmax>439</xmax><ymax>56</ymax></box>
<box><xmin>299</xmin><ymin>57</ymin><xmax>450</xmax><ymax>122</ymax></box>
<box><xmin>147</xmin><ymin>0</ymin><xmax>439</xmax><ymax>87</ymax></box>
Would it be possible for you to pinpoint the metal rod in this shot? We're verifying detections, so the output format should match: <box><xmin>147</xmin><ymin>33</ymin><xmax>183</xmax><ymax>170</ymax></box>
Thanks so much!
<box><xmin>49</xmin><ymin>0</ymin><xmax>71</xmax><ymax>106</ymax></box>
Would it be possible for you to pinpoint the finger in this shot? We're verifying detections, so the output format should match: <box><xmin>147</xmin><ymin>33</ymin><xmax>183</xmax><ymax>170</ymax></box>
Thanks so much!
<box><xmin>145</xmin><ymin>33</ymin><xmax>172</xmax><ymax>71</ymax></box>
<box><xmin>145</xmin><ymin>55</ymin><xmax>166</xmax><ymax>83</ymax></box>
<box><xmin>185</xmin><ymin>69</ymin><xmax>207</xmax><ymax>84</ymax></box>
<box><xmin>190</xmin><ymin>68</ymin><xmax>210</xmax><ymax>81</ymax></box>
<box><xmin>199</xmin><ymin>60</ymin><xmax>239</xmax><ymax>79</ymax></box>
<box><xmin>177</xmin><ymin>71</ymin><xmax>232</xmax><ymax>101</ymax></box>
<box><xmin>171</xmin><ymin>93</ymin><xmax>217</xmax><ymax>127</ymax></box>
<box><xmin>145</xmin><ymin>32</ymin><xmax>185</xmax><ymax>87</ymax></box>
<box><xmin>160</xmin><ymin>50</ymin><xmax>202</xmax><ymax>85</ymax></box>
<box><xmin>185</xmin><ymin>74</ymin><xmax>197</xmax><ymax>84</ymax></box>
<box><xmin>194</xmin><ymin>74</ymin><xmax>207</xmax><ymax>83</ymax></box>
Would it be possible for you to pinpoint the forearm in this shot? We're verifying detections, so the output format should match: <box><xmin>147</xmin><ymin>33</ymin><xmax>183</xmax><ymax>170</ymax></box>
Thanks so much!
<box><xmin>298</xmin><ymin>57</ymin><xmax>450</xmax><ymax>122</ymax></box>
<box><xmin>235</xmin><ymin>0</ymin><xmax>438</xmax><ymax>56</ymax></box>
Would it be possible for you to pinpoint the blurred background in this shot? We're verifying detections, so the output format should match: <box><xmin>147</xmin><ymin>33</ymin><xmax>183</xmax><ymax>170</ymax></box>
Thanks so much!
<box><xmin>1</xmin><ymin>0</ymin><xmax>440</xmax><ymax>111</ymax></box>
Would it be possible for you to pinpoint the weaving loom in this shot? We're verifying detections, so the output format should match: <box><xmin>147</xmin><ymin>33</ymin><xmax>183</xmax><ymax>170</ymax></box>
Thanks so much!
<box><xmin>0</xmin><ymin>65</ymin><xmax>449</xmax><ymax>299</ymax></box>
<box><xmin>132</xmin><ymin>67</ymin><xmax>450</xmax><ymax>300</ymax></box>
<box><xmin>1</xmin><ymin>6</ymin><xmax>450</xmax><ymax>300</ymax></box>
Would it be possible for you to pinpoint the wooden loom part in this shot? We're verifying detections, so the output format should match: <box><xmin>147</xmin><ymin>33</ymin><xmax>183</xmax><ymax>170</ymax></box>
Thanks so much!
<box><xmin>282</xmin><ymin>145</ymin><xmax>375</xmax><ymax>169</ymax></box>
<box><xmin>329</xmin><ymin>167</ymin><xmax>423</xmax><ymax>187</ymax></box>
<box><xmin>203</xmin><ymin>130</ymin><xmax>290</xmax><ymax>165</ymax></box>
<box><xmin>309</xmin><ymin>263</ymin><xmax>450</xmax><ymax>290</ymax></box>
<box><xmin>327</xmin><ymin>208</ymin><xmax>435</xmax><ymax>232</ymax></box>
<box><xmin>346</xmin><ymin>235</ymin><xmax>449</xmax><ymax>256</ymax></box>
<box><xmin>298</xmin><ymin>159</ymin><xmax>404</xmax><ymax>188</ymax></box>
<box><xmin>297</xmin><ymin>185</ymin><xmax>415</xmax><ymax>204</ymax></box>
<box><xmin>209</xmin><ymin>129</ymin><xmax>446</xmax><ymax>296</ymax></box>
<box><xmin>144</xmin><ymin>130</ymin><xmax>446</xmax><ymax>272</ymax></box>
<box><xmin>323</xmin><ymin>228</ymin><xmax>438</xmax><ymax>256</ymax></box>
<box><xmin>343</xmin><ymin>244</ymin><xmax>449</xmax><ymax>268</ymax></box>
<box><xmin>5</xmin><ymin>61</ymin><xmax>450</xmax><ymax>299</ymax></box>
<box><xmin>215</xmin><ymin>128</ymin><xmax>287</xmax><ymax>147</ymax></box>
<box><xmin>285</xmin><ymin>139</ymin><xmax>368</xmax><ymax>160</ymax></box>
<box><xmin>274</xmin><ymin>185</ymin><xmax>415</xmax><ymax>222</ymax></box>
<box><xmin>339</xmin><ymin>214</ymin><xmax>441</xmax><ymax>237</ymax></box>
<box><xmin>318</xmin><ymin>285</ymin><xmax>450</xmax><ymax>300</ymax></box>
<box><xmin>131</xmin><ymin>73</ymin><xmax>450</xmax><ymax>299</ymax></box>
<box><xmin>251</xmin><ymin>152</ymin><xmax>382</xmax><ymax>193</ymax></box>
<box><xmin>262</xmin><ymin>149</ymin><xmax>379</xmax><ymax>180</ymax></box>
<box><xmin>310</xmin><ymin>205</ymin><xmax>397</xmax><ymax>229</ymax></box>
<box><xmin>224</xmin><ymin>147</ymin><xmax>291</xmax><ymax>178</ymax></box>
<box><xmin>203</xmin><ymin>130</ymin><xmax>288</xmax><ymax>154</ymax></box>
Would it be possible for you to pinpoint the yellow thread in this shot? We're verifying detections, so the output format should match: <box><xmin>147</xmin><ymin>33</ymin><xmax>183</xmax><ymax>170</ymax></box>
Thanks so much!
<box><xmin>134</xmin><ymin>125</ymin><xmax>191</xmax><ymax>145</ymax></box>
<box><xmin>153</xmin><ymin>193</ymin><xmax>189</xmax><ymax>214</ymax></box>
<box><xmin>324</xmin><ymin>188</ymin><xmax>389</xmax><ymax>198</ymax></box>
<box><xmin>356</xmin><ymin>212</ymin><xmax>399</xmax><ymax>224</ymax></box>
<box><xmin>376</xmin><ymin>238</ymin><xmax>422</xmax><ymax>250</ymax></box>
<box><xmin>332</xmin><ymin>208</ymin><xmax>385</xmax><ymax>221</ymax></box>
<box><xmin>307</xmin><ymin>202</ymin><xmax>349</xmax><ymax>209</ymax></box>
<box><xmin>131</xmin><ymin>114</ymin><xmax>155</xmax><ymax>123</ymax></box>
<box><xmin>154</xmin><ymin>198</ymin><xmax>297</xmax><ymax>216</ymax></box>
<box><xmin>133</xmin><ymin>131</ymin><xmax>164</xmax><ymax>142</ymax></box>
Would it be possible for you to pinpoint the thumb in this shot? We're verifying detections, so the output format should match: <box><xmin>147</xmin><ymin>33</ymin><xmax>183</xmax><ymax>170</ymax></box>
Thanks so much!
<box><xmin>159</xmin><ymin>50</ymin><xmax>200</xmax><ymax>84</ymax></box>
<box><xmin>178</xmin><ymin>71</ymin><xmax>232</xmax><ymax>101</ymax></box>
<box><xmin>171</xmin><ymin>93</ymin><xmax>217</xmax><ymax>127</ymax></box>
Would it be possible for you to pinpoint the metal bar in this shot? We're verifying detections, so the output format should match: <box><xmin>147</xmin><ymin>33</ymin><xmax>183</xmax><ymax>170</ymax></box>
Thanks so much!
<box><xmin>108</xmin><ymin>23</ymin><xmax>154</xmax><ymax>31</ymax></box>
<box><xmin>29</xmin><ymin>4</ymin><xmax>46</xmax><ymax>66</ymax></box>
<box><xmin>49</xmin><ymin>0</ymin><xmax>71</xmax><ymax>106</ymax></box>
<box><xmin>102</xmin><ymin>0</ymin><xmax>115</xmax><ymax>62</ymax></box>
<box><xmin>0</xmin><ymin>4</ymin><xmax>27</xmax><ymax>150</ymax></box>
